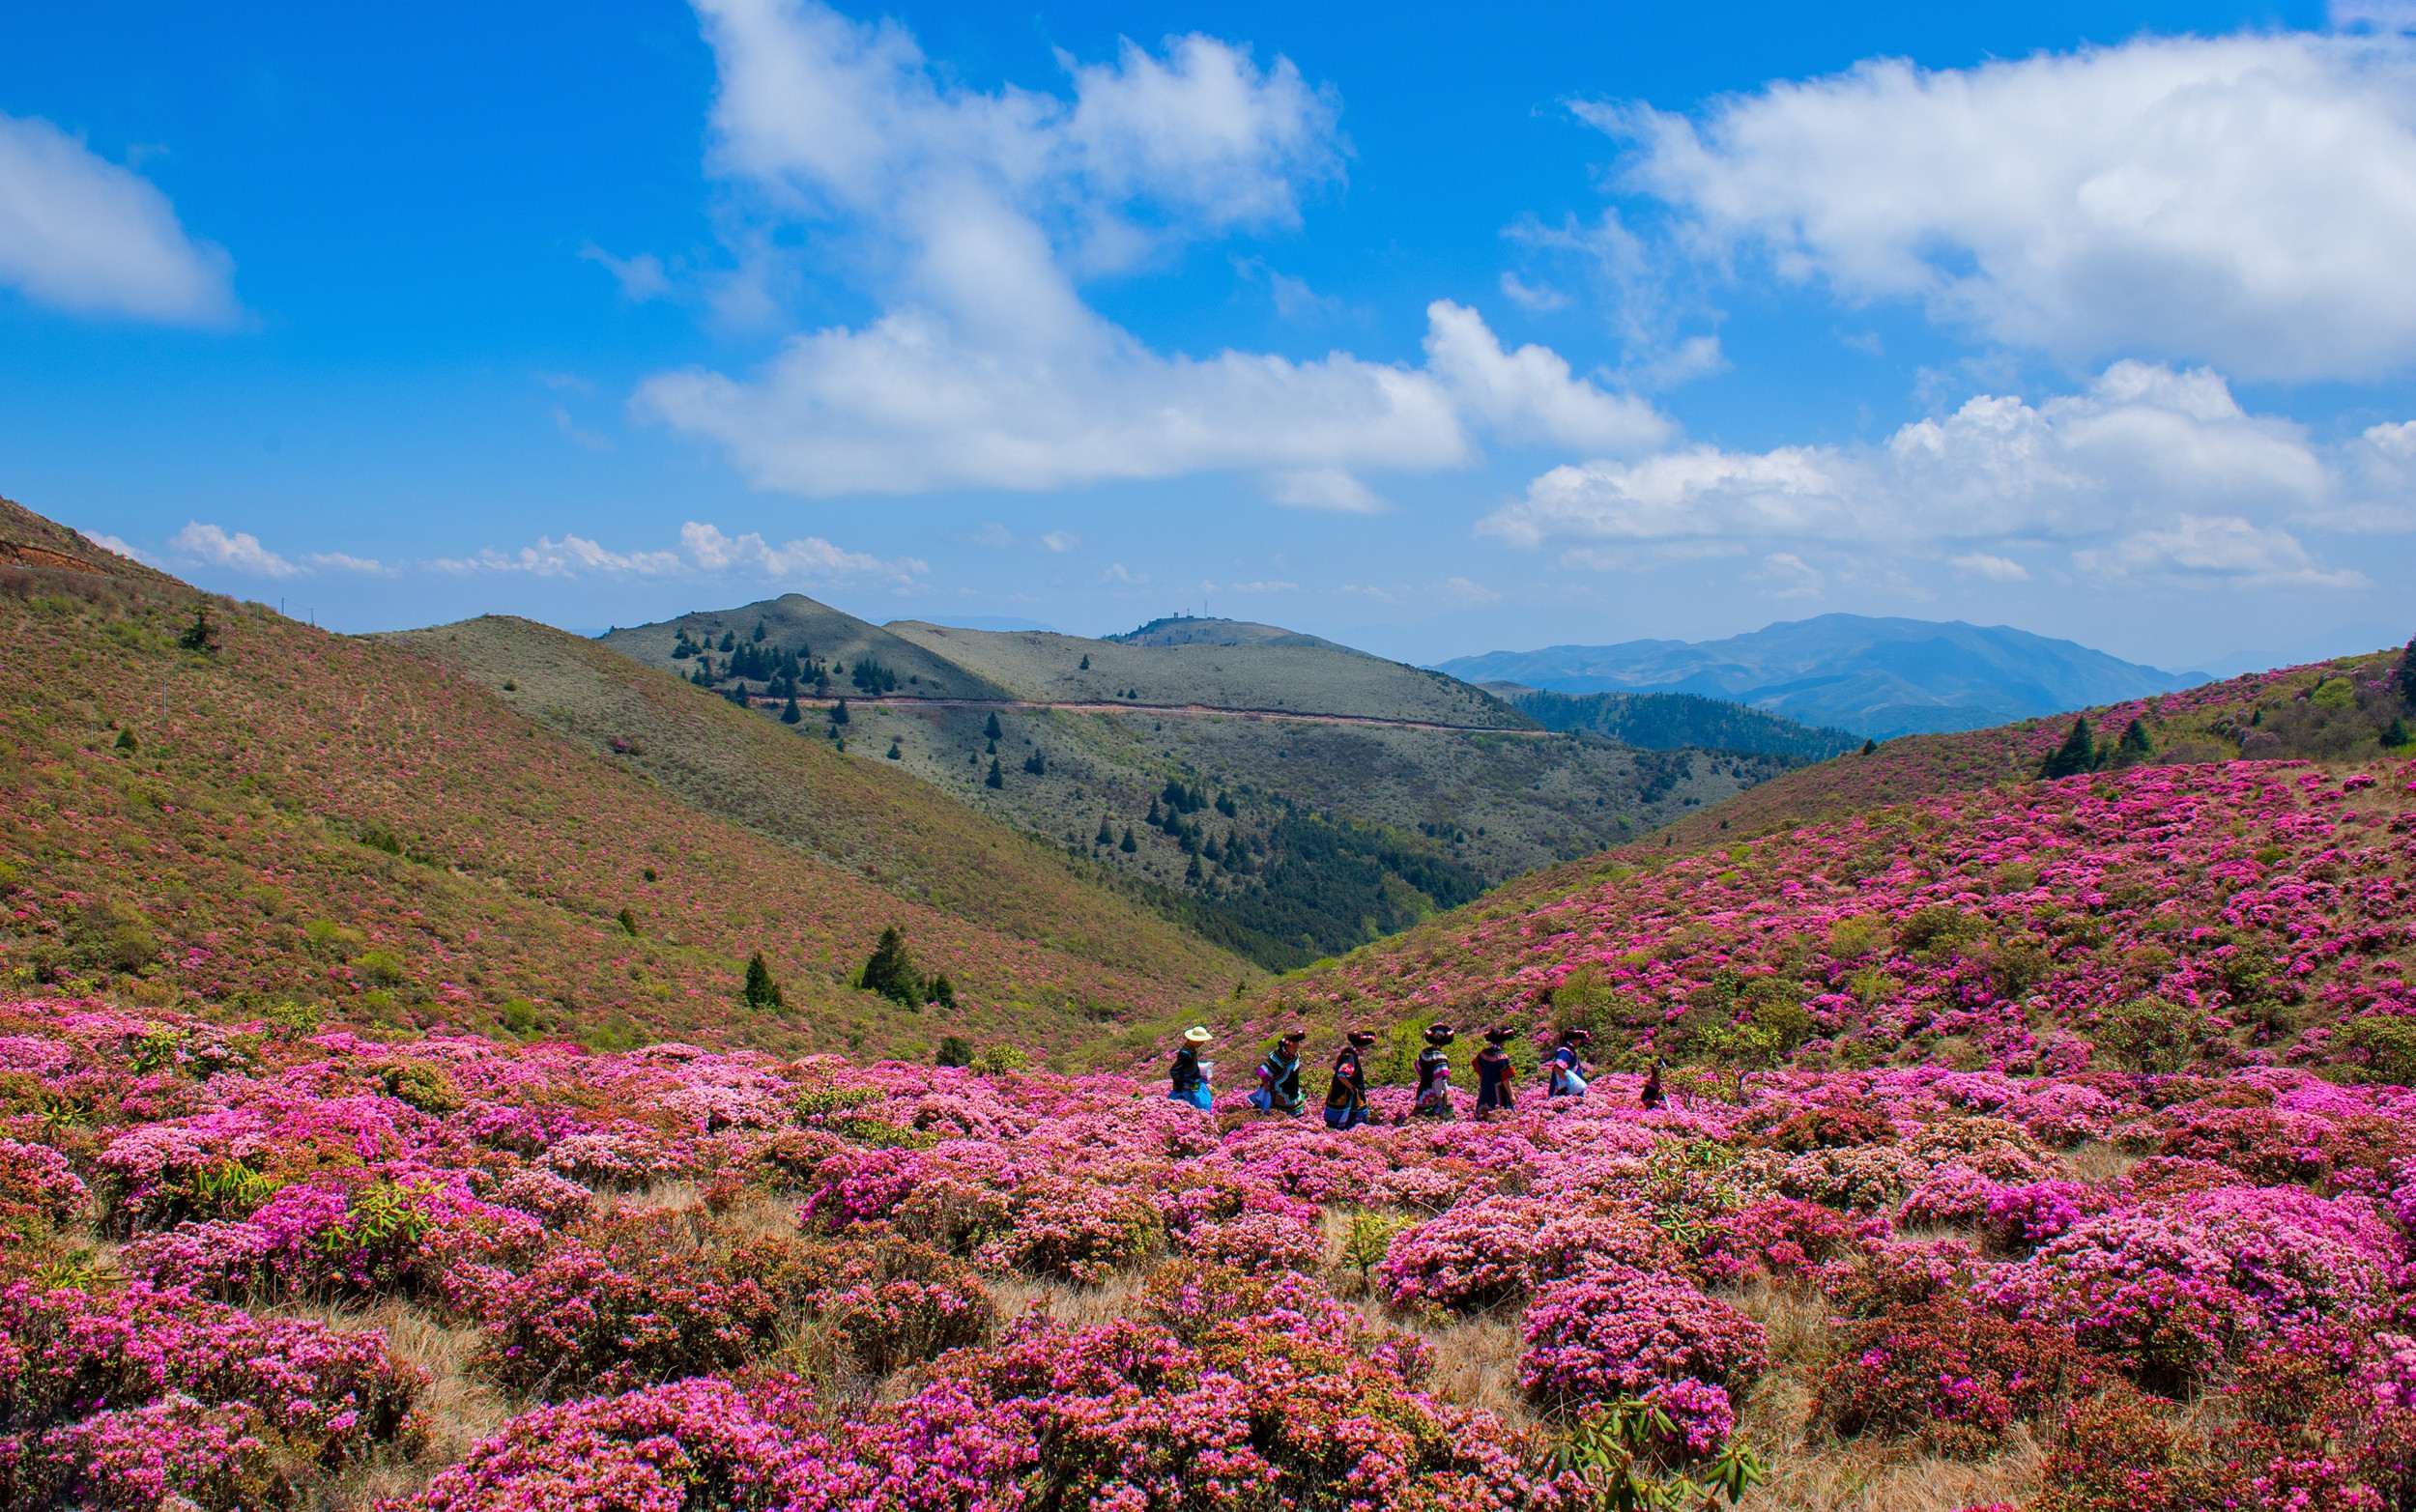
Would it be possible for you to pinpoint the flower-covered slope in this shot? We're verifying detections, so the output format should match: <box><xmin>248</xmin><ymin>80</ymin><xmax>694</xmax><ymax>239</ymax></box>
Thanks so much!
<box><xmin>0</xmin><ymin>568</ymin><xmax>1247</xmax><ymax>1060</ymax></box>
<box><xmin>1634</xmin><ymin>642</ymin><xmax>2411</xmax><ymax>859</ymax></box>
<box><xmin>1241</xmin><ymin>758</ymin><xmax>2416</xmax><ymax>1084</ymax></box>
<box><xmin>5</xmin><ymin>996</ymin><xmax>2415</xmax><ymax>1510</ymax></box>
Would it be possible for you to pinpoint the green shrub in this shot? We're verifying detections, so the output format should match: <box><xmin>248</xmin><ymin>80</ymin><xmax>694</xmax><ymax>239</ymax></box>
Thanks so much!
<box><xmin>2088</xmin><ymin>996</ymin><xmax>2214</xmax><ymax>1073</ymax></box>
<box><xmin>351</xmin><ymin>951</ymin><xmax>406</xmax><ymax>986</ymax></box>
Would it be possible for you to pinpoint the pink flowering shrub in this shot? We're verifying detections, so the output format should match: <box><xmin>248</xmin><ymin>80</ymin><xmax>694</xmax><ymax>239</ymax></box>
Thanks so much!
<box><xmin>465</xmin><ymin>1212</ymin><xmax>787</xmax><ymax>1394</ymax></box>
<box><xmin>0</xmin><ymin>1280</ymin><xmax>424</xmax><ymax>1509</ymax></box>
<box><xmin>1816</xmin><ymin>1297</ymin><xmax>2104</xmax><ymax>1456</ymax></box>
<box><xmin>1696</xmin><ymin>1198</ymin><xmax>1881</xmax><ymax>1282</ymax></box>
<box><xmin>1377</xmin><ymin>1195</ymin><xmax>1679</xmax><ymax>1311</ymax></box>
<box><xmin>1518</xmin><ymin>1262</ymin><xmax>1769</xmax><ymax>1409</ymax></box>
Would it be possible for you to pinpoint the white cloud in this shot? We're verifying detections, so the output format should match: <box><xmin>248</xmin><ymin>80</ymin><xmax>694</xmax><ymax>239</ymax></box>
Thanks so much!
<box><xmin>78</xmin><ymin>530</ymin><xmax>160</xmax><ymax>567</ymax></box>
<box><xmin>1222</xmin><ymin>578</ymin><xmax>1297</xmax><ymax>592</ymax></box>
<box><xmin>2074</xmin><ymin>514</ymin><xmax>2370</xmax><ymax>587</ymax></box>
<box><xmin>1104</xmin><ymin>562</ymin><xmax>1148</xmax><ymax>584</ymax></box>
<box><xmin>430</xmin><ymin>535</ymin><xmax>686</xmax><ymax>578</ymax></box>
<box><xmin>1951</xmin><ymin>552</ymin><xmax>2030</xmax><ymax>582</ymax></box>
<box><xmin>632</xmin><ymin>1</ymin><xmax>1660</xmax><ymax>496</ymax></box>
<box><xmin>579</xmin><ymin>244</ymin><xmax>673</xmax><ymax>301</ymax></box>
<box><xmin>302</xmin><ymin>552</ymin><xmax>394</xmax><ymax>576</ymax></box>
<box><xmin>1594</xmin><ymin>30</ymin><xmax>2416</xmax><ymax>380</ymax></box>
<box><xmin>679</xmin><ymin>519</ymin><xmax>924</xmax><ymax>579</ymax></box>
<box><xmin>1038</xmin><ymin>529</ymin><xmax>1079</xmax><ymax>552</ymax></box>
<box><xmin>1481</xmin><ymin>361</ymin><xmax>2388</xmax><ymax>589</ymax></box>
<box><xmin>1754</xmin><ymin>552</ymin><xmax>1825</xmax><ymax>598</ymax></box>
<box><xmin>970</xmin><ymin>522</ymin><xmax>1016</xmax><ymax>548</ymax></box>
<box><xmin>0</xmin><ymin>112</ymin><xmax>237</xmax><ymax>325</ymax></box>
<box><xmin>171</xmin><ymin>523</ymin><xmax>297</xmax><ymax>579</ymax></box>
<box><xmin>552</xmin><ymin>407</ymin><xmax>614</xmax><ymax>451</ymax></box>
<box><xmin>1267</xmin><ymin>468</ymin><xmax>1387</xmax><ymax>513</ymax></box>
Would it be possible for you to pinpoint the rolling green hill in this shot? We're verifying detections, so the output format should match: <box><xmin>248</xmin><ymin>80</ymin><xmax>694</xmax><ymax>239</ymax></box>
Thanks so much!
<box><xmin>0</xmin><ymin>499</ymin><xmax>1252</xmax><ymax>1064</ymax></box>
<box><xmin>600</xmin><ymin>598</ymin><xmax>1811</xmax><ymax>968</ymax></box>
<box><xmin>884</xmin><ymin>617</ymin><xmax>1528</xmax><ymax>726</ymax></box>
<box><xmin>1495</xmin><ymin>687</ymin><xmax>1860</xmax><ymax>760</ymax></box>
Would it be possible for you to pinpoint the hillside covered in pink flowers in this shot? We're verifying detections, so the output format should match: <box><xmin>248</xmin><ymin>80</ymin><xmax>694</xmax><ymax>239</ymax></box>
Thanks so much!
<box><xmin>1241</xmin><ymin>756</ymin><xmax>2416</xmax><ymax>1095</ymax></box>
<box><xmin>7</xmin><ymin>984</ymin><xmax>2416</xmax><ymax>1510</ymax></box>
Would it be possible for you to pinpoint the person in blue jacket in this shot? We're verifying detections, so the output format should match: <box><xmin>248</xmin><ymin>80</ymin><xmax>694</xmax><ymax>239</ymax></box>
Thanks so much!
<box><xmin>1168</xmin><ymin>1026</ymin><xmax>1214</xmax><ymax>1109</ymax></box>
<box><xmin>1546</xmin><ymin>1028</ymin><xmax>1593</xmax><ymax>1098</ymax></box>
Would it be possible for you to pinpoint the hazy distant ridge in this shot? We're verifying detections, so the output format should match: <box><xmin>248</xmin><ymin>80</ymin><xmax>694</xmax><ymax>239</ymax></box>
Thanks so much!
<box><xmin>1437</xmin><ymin>613</ymin><xmax>2198</xmax><ymax>740</ymax></box>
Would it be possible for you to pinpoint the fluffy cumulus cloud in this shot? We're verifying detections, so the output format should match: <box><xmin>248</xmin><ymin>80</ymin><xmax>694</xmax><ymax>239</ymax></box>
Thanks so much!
<box><xmin>633</xmin><ymin>0</ymin><xmax>1661</xmax><ymax>497</ymax></box>
<box><xmin>1594</xmin><ymin>30</ymin><xmax>2416</xmax><ymax>381</ymax></box>
<box><xmin>170</xmin><ymin>523</ymin><xmax>297</xmax><ymax>579</ymax></box>
<box><xmin>1481</xmin><ymin>362</ymin><xmax>2398</xmax><ymax>588</ymax></box>
<box><xmin>433</xmin><ymin>521</ymin><xmax>922</xmax><ymax>584</ymax></box>
<box><xmin>0</xmin><ymin>112</ymin><xmax>237</xmax><ymax>325</ymax></box>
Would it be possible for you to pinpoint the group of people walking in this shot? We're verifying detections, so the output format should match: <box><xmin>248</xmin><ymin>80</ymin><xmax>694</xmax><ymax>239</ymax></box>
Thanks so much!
<box><xmin>1171</xmin><ymin>1022</ymin><xmax>1652</xmax><ymax>1123</ymax></box>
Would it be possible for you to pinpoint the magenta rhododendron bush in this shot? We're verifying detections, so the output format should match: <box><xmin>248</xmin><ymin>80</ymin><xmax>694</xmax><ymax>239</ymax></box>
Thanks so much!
<box><xmin>2</xmin><ymin>756</ymin><xmax>2413</xmax><ymax>1509</ymax></box>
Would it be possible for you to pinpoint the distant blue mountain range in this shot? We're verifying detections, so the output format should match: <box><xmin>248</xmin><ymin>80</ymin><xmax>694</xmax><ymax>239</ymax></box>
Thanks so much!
<box><xmin>1436</xmin><ymin>614</ymin><xmax>2200</xmax><ymax>740</ymax></box>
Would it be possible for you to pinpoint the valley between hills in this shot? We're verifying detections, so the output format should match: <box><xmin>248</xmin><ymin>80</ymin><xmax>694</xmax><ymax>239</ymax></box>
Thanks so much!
<box><xmin>8</xmin><ymin>490</ymin><xmax>2416</xmax><ymax>1512</ymax></box>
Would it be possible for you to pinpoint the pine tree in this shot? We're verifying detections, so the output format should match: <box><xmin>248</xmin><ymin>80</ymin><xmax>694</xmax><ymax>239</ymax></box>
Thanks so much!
<box><xmin>618</xmin><ymin>907</ymin><xmax>639</xmax><ymax>936</ymax></box>
<box><xmin>719</xmin><ymin>631</ymin><xmax>736</xmax><ymax>652</ymax></box>
<box><xmin>1022</xmin><ymin>751</ymin><xmax>1045</xmax><ymax>776</ymax></box>
<box><xmin>831</xmin><ymin>698</ymin><xmax>849</xmax><ymax>725</ymax></box>
<box><xmin>781</xmin><ymin>696</ymin><xmax>801</xmax><ymax>724</ymax></box>
<box><xmin>2385</xmin><ymin>716</ymin><xmax>2410</xmax><ymax>749</ymax></box>
<box><xmin>985</xmin><ymin>757</ymin><xmax>1004</xmax><ymax>789</ymax></box>
<box><xmin>1079</xmin><ymin>654</ymin><xmax>1090</xmax><ymax>670</ymax></box>
<box><xmin>752</xmin><ymin>620</ymin><xmax>766</xmax><ymax>642</ymax></box>
<box><xmin>2115</xmin><ymin>718</ymin><xmax>2154</xmax><ymax>765</ymax></box>
<box><xmin>1185</xmin><ymin>853</ymin><xmax>1203</xmax><ymax>884</ymax></box>
<box><xmin>2039</xmin><ymin>716</ymin><xmax>2099</xmax><ymax>779</ymax></box>
<box><xmin>1096</xmin><ymin>817</ymin><xmax>1115</xmax><ymax>845</ymax></box>
<box><xmin>179</xmin><ymin>606</ymin><xmax>221</xmax><ymax>653</ymax></box>
<box><xmin>928</xmin><ymin>974</ymin><xmax>956</xmax><ymax>1010</ymax></box>
<box><xmin>984</xmin><ymin>712</ymin><xmax>1003</xmax><ymax>741</ymax></box>
<box><xmin>2401</xmin><ymin>634</ymin><xmax>2416</xmax><ymax>705</ymax></box>
<box><xmin>1120</xmin><ymin>827</ymin><xmax>1137</xmax><ymax>853</ymax></box>
<box><xmin>860</xmin><ymin>927</ymin><xmax>919</xmax><ymax>1005</ymax></box>
<box><xmin>1857</xmin><ymin>738</ymin><xmax>1877</xmax><ymax>756</ymax></box>
<box><xmin>886</xmin><ymin>739</ymin><xmax>902</xmax><ymax>760</ymax></box>
<box><xmin>935</xmin><ymin>1035</ymin><xmax>973</xmax><ymax>1068</ymax></box>
<box><xmin>742</xmin><ymin>952</ymin><xmax>784</xmax><ymax>1009</ymax></box>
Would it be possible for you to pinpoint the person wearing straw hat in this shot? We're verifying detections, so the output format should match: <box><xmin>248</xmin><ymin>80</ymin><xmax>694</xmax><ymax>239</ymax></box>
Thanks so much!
<box><xmin>1168</xmin><ymin>1027</ymin><xmax>1214</xmax><ymax>1110</ymax></box>
<box><xmin>1322</xmin><ymin>1030</ymin><xmax>1375</xmax><ymax>1129</ymax></box>
<box><xmin>1250</xmin><ymin>1030</ymin><xmax>1309</xmax><ymax>1115</ymax></box>
<box><xmin>1474</xmin><ymin>1027</ymin><xmax>1517</xmax><ymax>1118</ymax></box>
<box><xmin>1412</xmin><ymin>1023</ymin><xmax>1456</xmax><ymax>1121</ymax></box>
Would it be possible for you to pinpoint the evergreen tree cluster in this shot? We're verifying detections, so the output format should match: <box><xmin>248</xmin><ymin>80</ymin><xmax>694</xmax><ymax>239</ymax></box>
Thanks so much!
<box><xmin>859</xmin><ymin>927</ymin><xmax>955</xmax><ymax>1009</ymax></box>
<box><xmin>849</xmin><ymin>658</ymin><xmax>899</xmax><ymax>695</ymax></box>
<box><xmin>675</xmin><ymin>624</ymin><xmax>830</xmax><ymax>702</ymax></box>
<box><xmin>2038</xmin><ymin>715</ymin><xmax>2154</xmax><ymax>779</ymax></box>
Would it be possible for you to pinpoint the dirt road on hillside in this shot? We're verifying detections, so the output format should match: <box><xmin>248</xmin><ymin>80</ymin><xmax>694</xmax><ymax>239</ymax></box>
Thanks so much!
<box><xmin>753</xmin><ymin>694</ymin><xmax>1546</xmax><ymax>736</ymax></box>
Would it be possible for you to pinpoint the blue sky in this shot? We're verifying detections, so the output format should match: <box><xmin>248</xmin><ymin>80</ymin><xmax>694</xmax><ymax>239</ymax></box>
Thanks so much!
<box><xmin>3</xmin><ymin>0</ymin><xmax>2412</xmax><ymax>672</ymax></box>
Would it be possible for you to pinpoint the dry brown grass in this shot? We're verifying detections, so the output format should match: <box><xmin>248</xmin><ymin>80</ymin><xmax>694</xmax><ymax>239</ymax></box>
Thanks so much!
<box><xmin>275</xmin><ymin>1297</ymin><xmax>510</xmax><ymax>1512</ymax></box>
<box><xmin>1737</xmin><ymin>1428</ymin><xmax>2042</xmax><ymax>1511</ymax></box>
<box><xmin>2070</xmin><ymin>1139</ymin><xmax>2139</xmax><ymax>1183</ymax></box>
<box><xmin>990</xmin><ymin>1271</ymin><xmax>1155</xmax><ymax>1330</ymax></box>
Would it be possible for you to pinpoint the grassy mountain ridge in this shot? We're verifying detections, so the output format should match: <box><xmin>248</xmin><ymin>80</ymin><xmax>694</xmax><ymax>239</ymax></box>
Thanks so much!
<box><xmin>882</xmin><ymin>618</ymin><xmax>1535</xmax><ymax>727</ymax></box>
<box><xmin>600</xmin><ymin>596</ymin><xmax>1806</xmax><ymax>969</ymax></box>
<box><xmin>383</xmin><ymin>614</ymin><xmax>1260</xmax><ymax>992</ymax></box>
<box><xmin>0</xmin><ymin>526</ymin><xmax>1245</xmax><ymax>1062</ymax></box>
